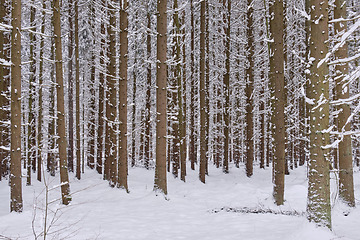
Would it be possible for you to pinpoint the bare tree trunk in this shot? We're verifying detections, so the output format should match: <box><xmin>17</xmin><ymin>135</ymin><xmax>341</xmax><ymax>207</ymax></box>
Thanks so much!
<box><xmin>245</xmin><ymin>0</ymin><xmax>254</xmax><ymax>177</ymax></box>
<box><xmin>47</xmin><ymin>39</ymin><xmax>56</xmax><ymax>177</ymax></box>
<box><xmin>180</xmin><ymin>11</ymin><xmax>187</xmax><ymax>181</ymax></box>
<box><xmin>118</xmin><ymin>0</ymin><xmax>129</xmax><ymax>191</ymax></box>
<box><xmin>53</xmin><ymin>0</ymin><xmax>71</xmax><ymax>205</ymax></box>
<box><xmin>10</xmin><ymin>0</ymin><xmax>23</xmax><ymax>212</ymax></box>
<box><xmin>27</xmin><ymin>2</ymin><xmax>37</xmax><ymax>185</ymax></box>
<box><xmin>97</xmin><ymin>0</ymin><xmax>106</xmax><ymax>176</ymax></box>
<box><xmin>88</xmin><ymin>2</ymin><xmax>96</xmax><ymax>170</ymax></box>
<box><xmin>199</xmin><ymin>0</ymin><xmax>206</xmax><ymax>183</ymax></box>
<box><xmin>154</xmin><ymin>0</ymin><xmax>167</xmax><ymax>195</ymax></box>
<box><xmin>223</xmin><ymin>0</ymin><xmax>231</xmax><ymax>174</ymax></box>
<box><xmin>269</xmin><ymin>0</ymin><xmax>286</xmax><ymax>205</ymax></box>
<box><xmin>334</xmin><ymin>0</ymin><xmax>355</xmax><ymax>207</ymax></box>
<box><xmin>37</xmin><ymin>0</ymin><xmax>46</xmax><ymax>182</ymax></box>
<box><xmin>106</xmin><ymin>1</ymin><xmax>118</xmax><ymax>187</ymax></box>
<box><xmin>75</xmin><ymin>0</ymin><xmax>81</xmax><ymax>180</ymax></box>
<box><xmin>0</xmin><ymin>0</ymin><xmax>10</xmax><ymax>181</ymax></box>
<box><xmin>306</xmin><ymin>0</ymin><xmax>331</xmax><ymax>228</ymax></box>
<box><xmin>144</xmin><ymin>9</ymin><xmax>152</xmax><ymax>170</ymax></box>
<box><xmin>189</xmin><ymin>0</ymin><xmax>197</xmax><ymax>170</ymax></box>
<box><xmin>68</xmin><ymin>0</ymin><xmax>74</xmax><ymax>173</ymax></box>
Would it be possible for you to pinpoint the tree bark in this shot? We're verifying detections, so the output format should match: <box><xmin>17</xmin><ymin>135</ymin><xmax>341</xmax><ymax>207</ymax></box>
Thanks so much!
<box><xmin>306</xmin><ymin>0</ymin><xmax>331</xmax><ymax>228</ymax></box>
<box><xmin>154</xmin><ymin>0</ymin><xmax>167</xmax><ymax>195</ymax></box>
<box><xmin>118</xmin><ymin>0</ymin><xmax>129</xmax><ymax>191</ymax></box>
<box><xmin>10</xmin><ymin>0</ymin><xmax>23</xmax><ymax>212</ymax></box>
<box><xmin>245</xmin><ymin>0</ymin><xmax>254</xmax><ymax>177</ymax></box>
<box><xmin>68</xmin><ymin>0</ymin><xmax>74</xmax><ymax>173</ymax></box>
<box><xmin>75</xmin><ymin>0</ymin><xmax>81</xmax><ymax>180</ymax></box>
<box><xmin>199</xmin><ymin>0</ymin><xmax>206</xmax><ymax>183</ymax></box>
<box><xmin>106</xmin><ymin>0</ymin><xmax>118</xmax><ymax>187</ymax></box>
<box><xmin>53</xmin><ymin>0</ymin><xmax>71</xmax><ymax>205</ymax></box>
<box><xmin>223</xmin><ymin>0</ymin><xmax>231</xmax><ymax>174</ymax></box>
<box><xmin>334</xmin><ymin>0</ymin><xmax>355</xmax><ymax>207</ymax></box>
<box><xmin>269</xmin><ymin>0</ymin><xmax>286</xmax><ymax>206</ymax></box>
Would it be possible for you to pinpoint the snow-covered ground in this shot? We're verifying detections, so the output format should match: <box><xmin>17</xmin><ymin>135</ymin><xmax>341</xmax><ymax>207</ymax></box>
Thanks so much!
<box><xmin>0</xmin><ymin>165</ymin><xmax>359</xmax><ymax>239</ymax></box>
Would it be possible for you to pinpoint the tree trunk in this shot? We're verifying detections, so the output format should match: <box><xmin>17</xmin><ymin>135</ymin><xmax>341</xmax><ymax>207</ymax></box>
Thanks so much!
<box><xmin>199</xmin><ymin>0</ymin><xmax>206</xmax><ymax>183</ymax></box>
<box><xmin>334</xmin><ymin>0</ymin><xmax>355</xmax><ymax>207</ymax></box>
<box><xmin>306</xmin><ymin>0</ymin><xmax>331</xmax><ymax>228</ymax></box>
<box><xmin>53</xmin><ymin>0</ymin><xmax>71</xmax><ymax>205</ymax></box>
<box><xmin>97</xmin><ymin>0</ymin><xmax>106</xmax><ymax>176</ymax></box>
<box><xmin>223</xmin><ymin>0</ymin><xmax>231</xmax><ymax>174</ymax></box>
<box><xmin>68</xmin><ymin>0</ymin><xmax>74</xmax><ymax>173</ymax></box>
<box><xmin>106</xmin><ymin>1</ymin><xmax>118</xmax><ymax>187</ymax></box>
<box><xmin>75</xmin><ymin>0</ymin><xmax>81</xmax><ymax>180</ymax></box>
<box><xmin>0</xmin><ymin>0</ymin><xmax>10</xmax><ymax>181</ymax></box>
<box><xmin>144</xmin><ymin>9</ymin><xmax>152</xmax><ymax>170</ymax></box>
<box><xmin>10</xmin><ymin>0</ymin><xmax>23</xmax><ymax>212</ymax></box>
<box><xmin>118</xmin><ymin>0</ymin><xmax>129</xmax><ymax>191</ymax></box>
<box><xmin>189</xmin><ymin>0</ymin><xmax>197</xmax><ymax>171</ymax></box>
<box><xmin>27</xmin><ymin>2</ymin><xmax>37</xmax><ymax>185</ymax></box>
<box><xmin>37</xmin><ymin>0</ymin><xmax>46</xmax><ymax>182</ymax></box>
<box><xmin>245</xmin><ymin>0</ymin><xmax>254</xmax><ymax>177</ymax></box>
<box><xmin>154</xmin><ymin>0</ymin><xmax>167</xmax><ymax>195</ymax></box>
<box><xmin>269</xmin><ymin>0</ymin><xmax>286</xmax><ymax>206</ymax></box>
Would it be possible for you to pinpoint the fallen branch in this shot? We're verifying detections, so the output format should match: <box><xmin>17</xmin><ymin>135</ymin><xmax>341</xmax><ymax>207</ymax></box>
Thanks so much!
<box><xmin>210</xmin><ymin>207</ymin><xmax>305</xmax><ymax>217</ymax></box>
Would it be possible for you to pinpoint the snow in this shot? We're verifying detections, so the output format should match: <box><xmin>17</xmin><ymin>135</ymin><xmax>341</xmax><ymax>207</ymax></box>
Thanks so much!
<box><xmin>0</xmin><ymin>165</ymin><xmax>359</xmax><ymax>239</ymax></box>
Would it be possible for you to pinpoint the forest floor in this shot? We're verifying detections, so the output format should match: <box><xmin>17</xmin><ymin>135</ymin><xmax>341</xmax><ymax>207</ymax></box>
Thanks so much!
<box><xmin>0</xmin><ymin>164</ymin><xmax>359</xmax><ymax>240</ymax></box>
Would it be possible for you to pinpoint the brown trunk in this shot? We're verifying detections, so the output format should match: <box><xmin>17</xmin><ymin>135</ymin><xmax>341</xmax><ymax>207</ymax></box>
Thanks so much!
<box><xmin>144</xmin><ymin>10</ymin><xmax>152</xmax><ymax>170</ymax></box>
<box><xmin>223</xmin><ymin>0</ymin><xmax>231</xmax><ymax>174</ymax></box>
<box><xmin>10</xmin><ymin>0</ymin><xmax>23</xmax><ymax>212</ymax></box>
<box><xmin>199</xmin><ymin>0</ymin><xmax>206</xmax><ymax>183</ymax></box>
<box><xmin>334</xmin><ymin>0</ymin><xmax>355</xmax><ymax>207</ymax></box>
<box><xmin>106</xmin><ymin>1</ymin><xmax>118</xmax><ymax>187</ymax></box>
<box><xmin>189</xmin><ymin>0</ymin><xmax>197</xmax><ymax>171</ymax></box>
<box><xmin>306</xmin><ymin>0</ymin><xmax>331</xmax><ymax>228</ymax></box>
<box><xmin>245</xmin><ymin>0</ymin><xmax>254</xmax><ymax>177</ymax></box>
<box><xmin>154</xmin><ymin>0</ymin><xmax>167</xmax><ymax>195</ymax></box>
<box><xmin>97</xmin><ymin>0</ymin><xmax>106</xmax><ymax>176</ymax></box>
<box><xmin>118</xmin><ymin>0</ymin><xmax>129</xmax><ymax>191</ymax></box>
<box><xmin>27</xmin><ymin>2</ymin><xmax>37</xmax><ymax>185</ymax></box>
<box><xmin>180</xmin><ymin>11</ymin><xmax>187</xmax><ymax>181</ymax></box>
<box><xmin>68</xmin><ymin>0</ymin><xmax>74</xmax><ymax>173</ymax></box>
<box><xmin>269</xmin><ymin>0</ymin><xmax>286</xmax><ymax>205</ymax></box>
<box><xmin>53</xmin><ymin>0</ymin><xmax>71</xmax><ymax>205</ymax></box>
<box><xmin>75</xmin><ymin>0</ymin><xmax>81</xmax><ymax>180</ymax></box>
<box><xmin>37</xmin><ymin>0</ymin><xmax>46</xmax><ymax>182</ymax></box>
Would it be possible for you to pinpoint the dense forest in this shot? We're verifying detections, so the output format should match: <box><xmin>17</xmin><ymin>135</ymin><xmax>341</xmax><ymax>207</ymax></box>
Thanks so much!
<box><xmin>0</xmin><ymin>0</ymin><xmax>360</xmax><ymax>235</ymax></box>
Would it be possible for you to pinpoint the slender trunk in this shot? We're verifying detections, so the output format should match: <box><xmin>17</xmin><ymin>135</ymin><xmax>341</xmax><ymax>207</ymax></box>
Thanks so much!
<box><xmin>199</xmin><ymin>0</ymin><xmax>206</xmax><ymax>183</ymax></box>
<box><xmin>53</xmin><ymin>0</ymin><xmax>71</xmax><ymax>205</ymax></box>
<box><xmin>10</xmin><ymin>0</ymin><xmax>23</xmax><ymax>212</ymax></box>
<box><xmin>118</xmin><ymin>0</ymin><xmax>129</xmax><ymax>191</ymax></box>
<box><xmin>97</xmin><ymin>0</ymin><xmax>106</xmax><ymax>176</ymax></box>
<box><xmin>189</xmin><ymin>0</ymin><xmax>197</xmax><ymax>170</ymax></box>
<box><xmin>223</xmin><ymin>0</ymin><xmax>231</xmax><ymax>174</ymax></box>
<box><xmin>144</xmin><ymin>10</ymin><xmax>152</xmax><ymax>170</ymax></box>
<box><xmin>180</xmin><ymin>11</ymin><xmax>187</xmax><ymax>181</ymax></box>
<box><xmin>245</xmin><ymin>0</ymin><xmax>254</xmax><ymax>177</ymax></box>
<box><xmin>37</xmin><ymin>0</ymin><xmax>46</xmax><ymax>182</ymax></box>
<box><xmin>106</xmin><ymin>1</ymin><xmax>118</xmax><ymax>187</ymax></box>
<box><xmin>68</xmin><ymin>0</ymin><xmax>74</xmax><ymax>173</ymax></box>
<box><xmin>0</xmin><ymin>0</ymin><xmax>8</xmax><ymax>181</ymax></box>
<box><xmin>27</xmin><ymin>2</ymin><xmax>36</xmax><ymax>185</ymax></box>
<box><xmin>75</xmin><ymin>0</ymin><xmax>81</xmax><ymax>180</ymax></box>
<box><xmin>334</xmin><ymin>0</ymin><xmax>355</xmax><ymax>207</ymax></box>
<box><xmin>154</xmin><ymin>0</ymin><xmax>167</xmax><ymax>195</ymax></box>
